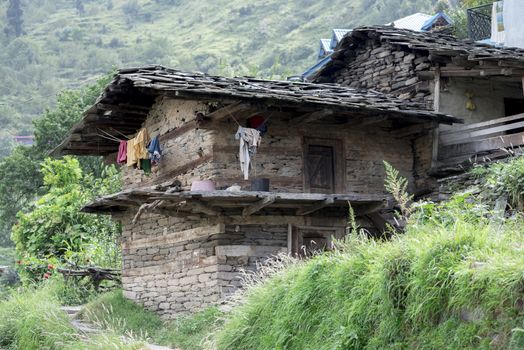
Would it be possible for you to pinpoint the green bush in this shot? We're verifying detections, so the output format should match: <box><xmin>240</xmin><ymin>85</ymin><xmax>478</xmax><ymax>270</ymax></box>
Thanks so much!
<box><xmin>12</xmin><ymin>157</ymin><xmax>121</xmax><ymax>283</ymax></box>
<box><xmin>216</xmin><ymin>210</ymin><xmax>524</xmax><ymax>350</ymax></box>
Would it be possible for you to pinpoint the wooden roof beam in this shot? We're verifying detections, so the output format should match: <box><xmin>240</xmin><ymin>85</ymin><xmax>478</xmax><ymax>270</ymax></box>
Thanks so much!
<box><xmin>289</xmin><ymin>109</ymin><xmax>334</xmax><ymax>124</ymax></box>
<box><xmin>199</xmin><ymin>102</ymin><xmax>259</xmax><ymax>125</ymax></box>
<box><xmin>186</xmin><ymin>200</ymin><xmax>221</xmax><ymax>216</ymax></box>
<box><xmin>242</xmin><ymin>196</ymin><xmax>276</xmax><ymax>217</ymax></box>
<box><xmin>296</xmin><ymin>198</ymin><xmax>334</xmax><ymax>216</ymax></box>
<box><xmin>96</xmin><ymin>103</ymin><xmax>150</xmax><ymax>115</ymax></box>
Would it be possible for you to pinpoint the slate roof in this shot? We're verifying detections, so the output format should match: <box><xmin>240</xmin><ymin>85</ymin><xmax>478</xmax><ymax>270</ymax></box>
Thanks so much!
<box><xmin>316</xmin><ymin>25</ymin><xmax>524</xmax><ymax>80</ymax></box>
<box><xmin>54</xmin><ymin>65</ymin><xmax>458</xmax><ymax>156</ymax></box>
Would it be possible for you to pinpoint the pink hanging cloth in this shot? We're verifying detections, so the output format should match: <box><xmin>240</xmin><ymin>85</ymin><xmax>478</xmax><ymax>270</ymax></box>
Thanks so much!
<box><xmin>117</xmin><ymin>140</ymin><xmax>127</xmax><ymax>164</ymax></box>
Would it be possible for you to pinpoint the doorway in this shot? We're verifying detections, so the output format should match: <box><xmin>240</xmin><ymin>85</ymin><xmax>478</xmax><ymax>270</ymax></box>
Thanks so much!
<box><xmin>289</xmin><ymin>226</ymin><xmax>344</xmax><ymax>258</ymax></box>
<box><xmin>303</xmin><ymin>138</ymin><xmax>344</xmax><ymax>194</ymax></box>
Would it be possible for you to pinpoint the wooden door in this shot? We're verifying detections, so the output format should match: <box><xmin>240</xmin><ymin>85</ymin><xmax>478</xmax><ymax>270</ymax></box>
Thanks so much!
<box><xmin>305</xmin><ymin>145</ymin><xmax>335</xmax><ymax>193</ymax></box>
<box><xmin>303</xmin><ymin>138</ymin><xmax>344</xmax><ymax>194</ymax></box>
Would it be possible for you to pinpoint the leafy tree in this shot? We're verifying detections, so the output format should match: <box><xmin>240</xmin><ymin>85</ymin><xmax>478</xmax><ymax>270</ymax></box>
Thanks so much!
<box><xmin>11</xmin><ymin>157</ymin><xmax>121</xmax><ymax>280</ymax></box>
<box><xmin>3</xmin><ymin>0</ymin><xmax>23</xmax><ymax>38</ymax></box>
<box><xmin>0</xmin><ymin>72</ymin><xmax>114</xmax><ymax>246</ymax></box>
<box><xmin>75</xmin><ymin>0</ymin><xmax>85</xmax><ymax>16</ymax></box>
<box><xmin>449</xmin><ymin>0</ymin><xmax>494</xmax><ymax>38</ymax></box>
<box><xmin>0</xmin><ymin>147</ymin><xmax>42</xmax><ymax>246</ymax></box>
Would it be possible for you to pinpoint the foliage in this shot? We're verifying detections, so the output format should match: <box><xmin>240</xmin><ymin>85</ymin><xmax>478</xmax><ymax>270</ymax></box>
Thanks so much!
<box><xmin>0</xmin><ymin>282</ymin><xmax>146</xmax><ymax>349</ymax></box>
<box><xmin>0</xmin><ymin>146</ymin><xmax>43</xmax><ymax>246</ymax></box>
<box><xmin>448</xmin><ymin>0</ymin><xmax>494</xmax><ymax>38</ymax></box>
<box><xmin>11</xmin><ymin>156</ymin><xmax>121</xmax><ymax>282</ymax></box>
<box><xmin>33</xmin><ymin>72</ymin><xmax>113</xmax><ymax>155</ymax></box>
<box><xmin>0</xmin><ymin>0</ymin><xmax>437</xmax><ymax>153</ymax></box>
<box><xmin>472</xmin><ymin>156</ymin><xmax>524</xmax><ymax>210</ymax></box>
<box><xmin>0</xmin><ymin>72</ymin><xmax>113</xmax><ymax>246</ymax></box>
<box><xmin>81</xmin><ymin>290</ymin><xmax>224</xmax><ymax>349</ymax></box>
<box><xmin>216</xmin><ymin>208</ymin><xmax>524</xmax><ymax>349</ymax></box>
<box><xmin>3</xmin><ymin>0</ymin><xmax>23</xmax><ymax>38</ymax></box>
<box><xmin>384</xmin><ymin>160</ymin><xmax>413</xmax><ymax>222</ymax></box>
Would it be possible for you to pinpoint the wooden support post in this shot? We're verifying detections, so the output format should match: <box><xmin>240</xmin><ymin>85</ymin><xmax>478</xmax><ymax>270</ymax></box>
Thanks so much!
<box><xmin>432</xmin><ymin>67</ymin><xmax>441</xmax><ymax>167</ymax></box>
<box><xmin>521</xmin><ymin>76</ymin><xmax>524</xmax><ymax>97</ymax></box>
<box><xmin>242</xmin><ymin>196</ymin><xmax>276</xmax><ymax>216</ymax></box>
<box><xmin>354</xmin><ymin>201</ymin><xmax>386</xmax><ymax>216</ymax></box>
<box><xmin>296</xmin><ymin>198</ymin><xmax>334</xmax><ymax>216</ymax></box>
<box><xmin>186</xmin><ymin>200</ymin><xmax>221</xmax><ymax>216</ymax></box>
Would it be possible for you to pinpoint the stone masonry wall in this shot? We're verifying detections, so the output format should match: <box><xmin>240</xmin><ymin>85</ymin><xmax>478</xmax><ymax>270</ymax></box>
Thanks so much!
<box><xmin>120</xmin><ymin>97</ymin><xmax>218</xmax><ymax>190</ymax></box>
<box><xmin>324</xmin><ymin>40</ymin><xmax>433</xmax><ymax>106</ymax></box>
<box><xmin>216</xmin><ymin>224</ymin><xmax>288</xmax><ymax>298</ymax></box>
<box><xmin>117</xmin><ymin>210</ymin><xmax>289</xmax><ymax>317</ymax></box>
<box><xmin>118</xmin><ymin>211</ymin><xmax>222</xmax><ymax>318</ymax></box>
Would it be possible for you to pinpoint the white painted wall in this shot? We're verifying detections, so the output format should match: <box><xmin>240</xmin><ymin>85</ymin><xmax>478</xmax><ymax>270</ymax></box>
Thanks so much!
<box><xmin>504</xmin><ymin>0</ymin><xmax>524</xmax><ymax>48</ymax></box>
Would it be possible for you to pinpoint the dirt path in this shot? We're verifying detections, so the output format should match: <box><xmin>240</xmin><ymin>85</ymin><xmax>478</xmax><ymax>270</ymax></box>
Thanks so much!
<box><xmin>61</xmin><ymin>306</ymin><xmax>176</xmax><ymax>350</ymax></box>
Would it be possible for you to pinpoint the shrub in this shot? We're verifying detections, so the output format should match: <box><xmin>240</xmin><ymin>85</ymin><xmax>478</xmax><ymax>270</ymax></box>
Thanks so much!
<box><xmin>216</xmin><ymin>203</ymin><xmax>524</xmax><ymax>349</ymax></box>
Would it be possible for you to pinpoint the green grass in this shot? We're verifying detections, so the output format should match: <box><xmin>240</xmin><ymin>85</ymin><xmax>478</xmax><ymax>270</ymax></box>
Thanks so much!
<box><xmin>80</xmin><ymin>289</ymin><xmax>224</xmax><ymax>349</ymax></box>
<box><xmin>215</xmin><ymin>213</ymin><xmax>524</xmax><ymax>350</ymax></box>
<box><xmin>0</xmin><ymin>282</ymin><xmax>146</xmax><ymax>349</ymax></box>
<box><xmin>0</xmin><ymin>246</ymin><xmax>15</xmax><ymax>266</ymax></box>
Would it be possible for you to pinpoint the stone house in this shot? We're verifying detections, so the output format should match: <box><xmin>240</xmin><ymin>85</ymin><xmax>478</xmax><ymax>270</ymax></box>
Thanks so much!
<box><xmin>55</xmin><ymin>65</ymin><xmax>458</xmax><ymax>316</ymax></box>
<box><xmin>310</xmin><ymin>26</ymin><xmax>524</xmax><ymax>174</ymax></box>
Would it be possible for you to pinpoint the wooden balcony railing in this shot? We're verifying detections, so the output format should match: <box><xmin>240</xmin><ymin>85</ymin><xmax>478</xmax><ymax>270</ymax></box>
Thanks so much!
<box><xmin>438</xmin><ymin>113</ymin><xmax>524</xmax><ymax>167</ymax></box>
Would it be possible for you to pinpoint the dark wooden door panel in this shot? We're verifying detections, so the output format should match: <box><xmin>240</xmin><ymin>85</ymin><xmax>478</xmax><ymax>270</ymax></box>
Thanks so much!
<box><xmin>306</xmin><ymin>145</ymin><xmax>335</xmax><ymax>193</ymax></box>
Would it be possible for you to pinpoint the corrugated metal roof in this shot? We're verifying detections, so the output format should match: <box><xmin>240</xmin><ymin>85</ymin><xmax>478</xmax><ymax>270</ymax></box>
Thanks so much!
<box><xmin>389</xmin><ymin>13</ymin><xmax>432</xmax><ymax>31</ymax></box>
<box><xmin>331</xmin><ymin>29</ymin><xmax>351</xmax><ymax>49</ymax></box>
<box><xmin>420</xmin><ymin>12</ymin><xmax>453</xmax><ymax>31</ymax></box>
<box><xmin>319</xmin><ymin>39</ymin><xmax>333</xmax><ymax>59</ymax></box>
<box><xmin>320</xmin><ymin>39</ymin><xmax>331</xmax><ymax>52</ymax></box>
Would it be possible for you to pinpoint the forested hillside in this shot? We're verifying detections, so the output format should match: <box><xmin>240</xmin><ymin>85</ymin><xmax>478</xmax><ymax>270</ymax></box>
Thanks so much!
<box><xmin>0</xmin><ymin>0</ymin><xmax>439</xmax><ymax>156</ymax></box>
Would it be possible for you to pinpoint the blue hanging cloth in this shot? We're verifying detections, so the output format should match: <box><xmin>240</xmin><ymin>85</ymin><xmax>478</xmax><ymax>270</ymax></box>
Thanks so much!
<box><xmin>147</xmin><ymin>135</ymin><xmax>162</xmax><ymax>165</ymax></box>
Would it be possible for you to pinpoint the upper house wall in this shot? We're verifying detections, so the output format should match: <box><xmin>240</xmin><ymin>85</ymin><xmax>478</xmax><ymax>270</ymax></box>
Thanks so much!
<box><xmin>115</xmin><ymin>96</ymin><xmax>434</xmax><ymax>196</ymax></box>
<box><xmin>319</xmin><ymin>41</ymin><xmax>433</xmax><ymax>107</ymax></box>
<box><xmin>211</xmin><ymin>117</ymin><xmax>416</xmax><ymax>195</ymax></box>
<box><xmin>120</xmin><ymin>97</ymin><xmax>217</xmax><ymax>190</ymax></box>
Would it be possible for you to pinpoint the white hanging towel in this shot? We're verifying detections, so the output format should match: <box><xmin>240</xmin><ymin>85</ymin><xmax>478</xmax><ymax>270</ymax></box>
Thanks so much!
<box><xmin>491</xmin><ymin>1</ymin><xmax>505</xmax><ymax>45</ymax></box>
<box><xmin>235</xmin><ymin>126</ymin><xmax>261</xmax><ymax>180</ymax></box>
<box><xmin>504</xmin><ymin>0</ymin><xmax>524</xmax><ymax>48</ymax></box>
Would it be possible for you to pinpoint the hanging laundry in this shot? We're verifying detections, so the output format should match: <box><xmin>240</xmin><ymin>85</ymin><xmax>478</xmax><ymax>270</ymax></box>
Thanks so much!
<box><xmin>235</xmin><ymin>126</ymin><xmax>261</xmax><ymax>180</ymax></box>
<box><xmin>147</xmin><ymin>135</ymin><xmax>162</xmax><ymax>165</ymax></box>
<box><xmin>248</xmin><ymin>115</ymin><xmax>268</xmax><ymax>135</ymax></box>
<box><xmin>117</xmin><ymin>140</ymin><xmax>127</xmax><ymax>164</ymax></box>
<box><xmin>133</xmin><ymin>128</ymin><xmax>150</xmax><ymax>160</ymax></box>
<box><xmin>140</xmin><ymin>159</ymin><xmax>152</xmax><ymax>175</ymax></box>
<box><xmin>127</xmin><ymin>128</ymin><xmax>150</xmax><ymax>168</ymax></box>
<box><xmin>126</xmin><ymin>138</ymin><xmax>138</xmax><ymax>167</ymax></box>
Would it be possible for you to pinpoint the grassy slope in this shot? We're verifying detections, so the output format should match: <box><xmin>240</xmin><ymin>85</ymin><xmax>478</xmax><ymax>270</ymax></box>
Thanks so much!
<box><xmin>0</xmin><ymin>0</ymin><xmax>436</xmax><ymax>141</ymax></box>
<box><xmin>215</xmin><ymin>210</ymin><xmax>524</xmax><ymax>349</ymax></box>
<box><xmin>80</xmin><ymin>290</ymin><xmax>223</xmax><ymax>350</ymax></box>
<box><xmin>0</xmin><ymin>283</ymin><xmax>145</xmax><ymax>349</ymax></box>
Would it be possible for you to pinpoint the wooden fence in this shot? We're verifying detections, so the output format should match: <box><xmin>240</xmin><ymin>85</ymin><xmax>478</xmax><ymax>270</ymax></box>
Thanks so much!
<box><xmin>438</xmin><ymin>113</ymin><xmax>524</xmax><ymax>166</ymax></box>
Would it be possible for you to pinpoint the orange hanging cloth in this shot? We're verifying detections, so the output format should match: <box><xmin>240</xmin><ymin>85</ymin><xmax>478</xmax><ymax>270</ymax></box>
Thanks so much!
<box><xmin>127</xmin><ymin>128</ymin><xmax>150</xmax><ymax>168</ymax></box>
